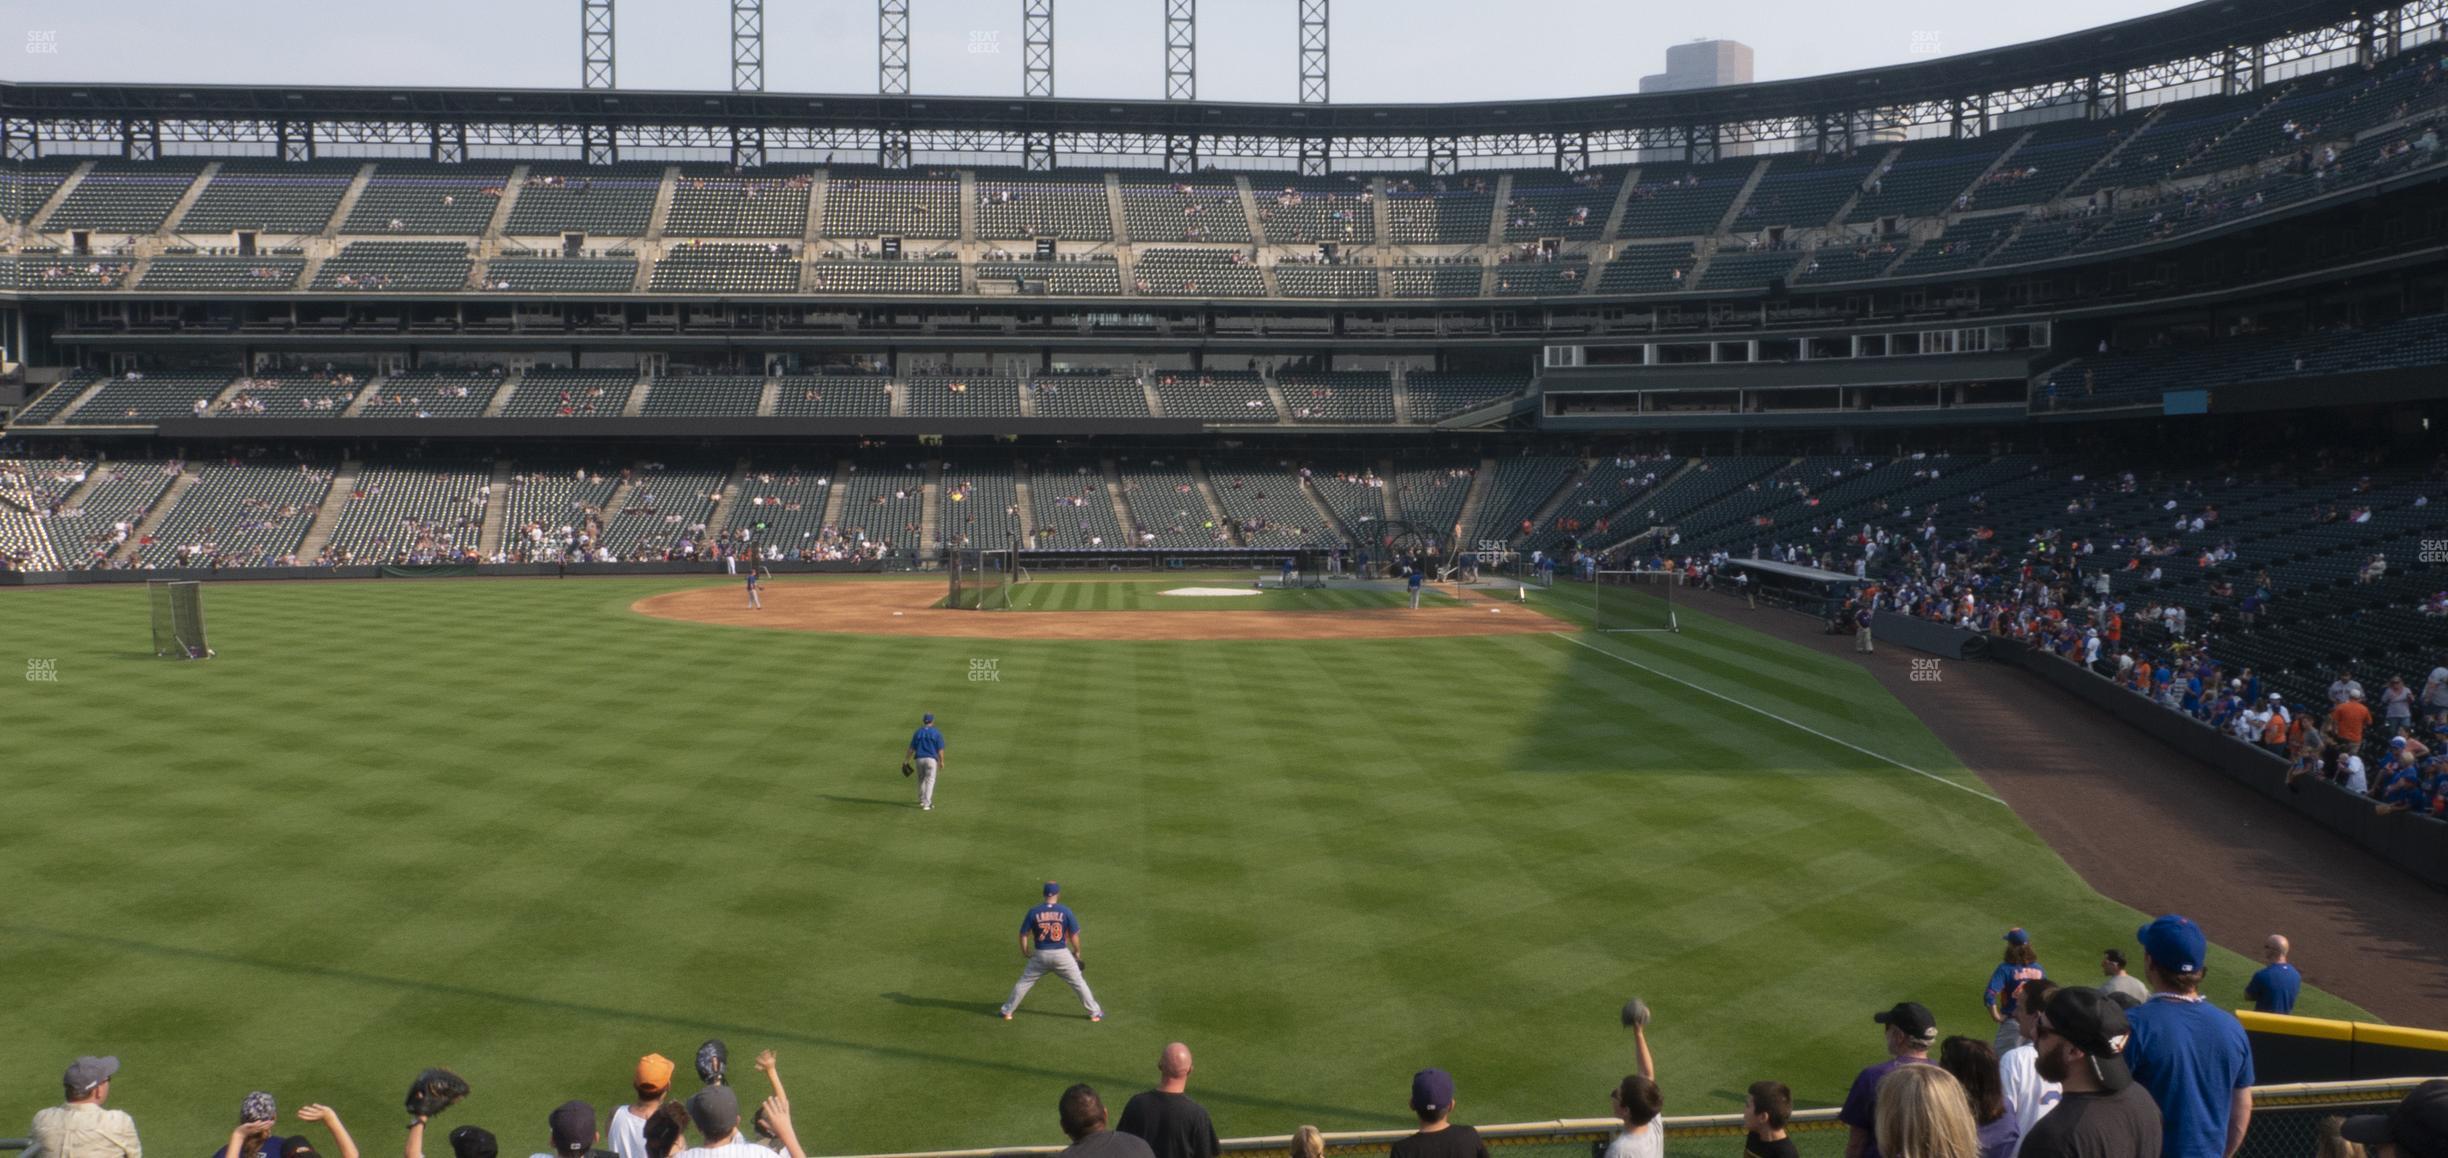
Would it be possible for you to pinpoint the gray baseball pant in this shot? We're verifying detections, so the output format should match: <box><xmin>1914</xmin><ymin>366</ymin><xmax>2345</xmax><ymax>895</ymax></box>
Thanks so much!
<box><xmin>1000</xmin><ymin>947</ymin><xmax>1100</xmax><ymax>1018</ymax></box>
<box><xmin>915</xmin><ymin>757</ymin><xmax>939</xmax><ymax>808</ymax></box>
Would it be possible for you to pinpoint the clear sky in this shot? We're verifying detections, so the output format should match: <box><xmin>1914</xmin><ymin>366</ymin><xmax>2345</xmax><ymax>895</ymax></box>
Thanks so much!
<box><xmin>0</xmin><ymin>0</ymin><xmax>2197</xmax><ymax>103</ymax></box>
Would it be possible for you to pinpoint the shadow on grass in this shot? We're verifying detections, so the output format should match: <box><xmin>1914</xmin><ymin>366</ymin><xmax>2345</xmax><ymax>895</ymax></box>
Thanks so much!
<box><xmin>4</xmin><ymin>923</ymin><xmax>1402</xmax><ymax>1126</ymax></box>
<box><xmin>813</xmin><ymin>793</ymin><xmax>914</xmax><ymax>810</ymax></box>
<box><xmin>882</xmin><ymin>991</ymin><xmax>1023</xmax><ymax>1019</ymax></box>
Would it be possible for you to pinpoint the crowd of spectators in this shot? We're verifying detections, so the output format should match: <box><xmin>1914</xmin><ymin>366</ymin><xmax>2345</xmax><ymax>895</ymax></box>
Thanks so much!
<box><xmin>30</xmin><ymin>916</ymin><xmax>2438</xmax><ymax>1158</ymax></box>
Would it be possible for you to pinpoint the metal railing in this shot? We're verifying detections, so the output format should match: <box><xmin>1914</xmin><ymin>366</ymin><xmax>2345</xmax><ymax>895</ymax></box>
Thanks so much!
<box><xmin>814</xmin><ymin>1078</ymin><xmax>2441</xmax><ymax>1158</ymax></box>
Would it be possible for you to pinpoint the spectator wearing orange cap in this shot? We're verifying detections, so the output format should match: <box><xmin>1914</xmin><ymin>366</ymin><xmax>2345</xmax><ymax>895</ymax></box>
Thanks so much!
<box><xmin>611</xmin><ymin>1056</ymin><xmax>676</xmax><ymax>1158</ymax></box>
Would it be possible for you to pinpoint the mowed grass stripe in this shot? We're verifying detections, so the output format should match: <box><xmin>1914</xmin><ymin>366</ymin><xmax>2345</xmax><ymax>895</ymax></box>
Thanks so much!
<box><xmin>0</xmin><ymin>578</ymin><xmax>2367</xmax><ymax>1156</ymax></box>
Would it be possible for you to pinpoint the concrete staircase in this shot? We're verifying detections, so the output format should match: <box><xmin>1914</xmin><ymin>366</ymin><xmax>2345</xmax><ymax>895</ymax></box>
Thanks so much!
<box><xmin>322</xmin><ymin>163</ymin><xmax>377</xmax><ymax>238</ymax></box>
<box><xmin>918</xmin><ymin>460</ymin><xmax>944</xmax><ymax>560</ymax></box>
<box><xmin>1518</xmin><ymin>458</ymin><xmax>1597</xmax><ymax>540</ymax></box>
<box><xmin>1139</xmin><ymin>374</ymin><xmax>1166</xmax><ymax>417</ymax></box>
<box><xmin>1101</xmin><ymin>459</ymin><xmax>1139</xmax><ymax>543</ymax></box>
<box><xmin>1485</xmin><ymin>174</ymin><xmax>1513</xmax><ymax>245</ymax></box>
<box><xmin>1388</xmin><ymin>367</ymin><xmax>1415</xmax><ymax>425</ymax></box>
<box><xmin>160</xmin><ymin>161</ymin><xmax>223</xmax><ymax>233</ymax></box>
<box><xmin>340</xmin><ymin>377</ymin><xmax>384</xmax><ymax>417</ymax></box>
<box><xmin>1012</xmin><ymin>462</ymin><xmax>1039</xmax><ymax>548</ymax></box>
<box><xmin>646</xmin><ymin>165</ymin><xmax>679</xmax><ymax>241</ymax></box>
<box><xmin>1450</xmin><ymin>456</ymin><xmax>1499</xmax><ymax>544</ymax></box>
<box><xmin>958</xmin><ymin>171</ymin><xmax>979</xmax><ymax>242</ymax></box>
<box><xmin>806</xmin><ymin>170</ymin><xmax>831</xmax><ymax>244</ymax></box>
<box><xmin>44</xmin><ymin>376</ymin><xmax>115</xmax><ymax>425</ymax></box>
<box><xmin>620</xmin><ymin>378</ymin><xmax>651</xmax><ymax>417</ymax></box>
<box><xmin>1103</xmin><ymin>172</ymin><xmax>1130</xmax><ymax>242</ymax></box>
<box><xmin>703</xmin><ymin>457</ymin><xmax>751</xmax><ymax>543</ymax></box>
<box><xmin>113</xmin><ymin>464</ymin><xmax>200</xmax><ymax>563</ymax></box>
<box><xmin>1714</xmin><ymin>158</ymin><xmax>1774</xmax><ymax>236</ymax></box>
<box><xmin>476</xmin><ymin>459</ymin><xmax>513</xmax><ymax>556</ymax></box>
<box><xmin>757</xmin><ymin>377</ymin><xmax>782</xmax><ymax>417</ymax></box>
<box><xmin>27</xmin><ymin>161</ymin><xmax>94</xmax><ymax>230</ymax></box>
<box><xmin>1599</xmin><ymin>166</ymin><xmax>1641</xmax><ymax>242</ymax></box>
<box><xmin>820</xmin><ymin>458</ymin><xmax>853</xmax><ymax>531</ymax></box>
<box><xmin>295</xmin><ymin>459</ymin><xmax>364</xmax><ymax>560</ymax></box>
<box><xmin>484</xmin><ymin>164</ymin><xmax>530</xmax><ymax>238</ymax></box>
<box><xmin>1186</xmin><ymin>459</ymin><xmax>1241</xmax><ymax>546</ymax></box>
<box><xmin>481</xmin><ymin>370</ymin><xmax>523</xmax><ymax>417</ymax></box>
<box><xmin>1296</xmin><ymin>474</ymin><xmax>1353</xmax><ymax>543</ymax></box>
<box><xmin>1261</xmin><ymin>380</ymin><xmax>1295</xmax><ymax>424</ymax></box>
<box><xmin>1379</xmin><ymin>457</ymin><xmax>1406</xmax><ymax>522</ymax></box>
<box><xmin>1820</xmin><ymin>147</ymin><xmax>1903</xmax><ymax>229</ymax></box>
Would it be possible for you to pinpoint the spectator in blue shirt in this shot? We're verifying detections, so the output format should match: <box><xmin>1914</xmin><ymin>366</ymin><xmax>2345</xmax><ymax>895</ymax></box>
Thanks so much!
<box><xmin>2243</xmin><ymin>935</ymin><xmax>2300</xmax><ymax>1015</ymax></box>
<box><xmin>2125</xmin><ymin>915</ymin><xmax>2254</xmax><ymax>1158</ymax></box>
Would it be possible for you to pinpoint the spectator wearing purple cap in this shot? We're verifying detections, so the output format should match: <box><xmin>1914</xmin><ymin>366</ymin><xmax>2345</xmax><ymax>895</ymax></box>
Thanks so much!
<box><xmin>1986</xmin><ymin>930</ymin><xmax>2047</xmax><ymax>1053</ymax></box>
<box><xmin>2339</xmin><ymin>1078</ymin><xmax>2448</xmax><ymax>1158</ymax></box>
<box><xmin>1390</xmin><ymin>1070</ymin><xmax>1487</xmax><ymax>1158</ymax></box>
<box><xmin>25</xmin><ymin>1056</ymin><xmax>140</xmax><ymax>1158</ymax></box>
<box><xmin>1056</xmin><ymin>1085</ymin><xmax>1154</xmax><ymax>1158</ymax></box>
<box><xmin>2124</xmin><ymin>916</ymin><xmax>2253</xmax><ymax>1158</ymax></box>
<box><xmin>217</xmin><ymin>1093</ymin><xmax>285</xmax><ymax>1158</ymax></box>
<box><xmin>532</xmin><ymin>1101</ymin><xmax>616</xmax><ymax>1158</ymax></box>
<box><xmin>1843</xmin><ymin>1004</ymin><xmax>1942</xmax><ymax>1158</ymax></box>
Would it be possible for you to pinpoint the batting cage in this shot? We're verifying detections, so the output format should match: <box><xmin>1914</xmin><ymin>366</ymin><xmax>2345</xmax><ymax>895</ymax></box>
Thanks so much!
<box><xmin>148</xmin><ymin>579</ymin><xmax>214</xmax><ymax>658</ymax></box>
<box><xmin>946</xmin><ymin>542</ymin><xmax>1023</xmax><ymax>610</ymax></box>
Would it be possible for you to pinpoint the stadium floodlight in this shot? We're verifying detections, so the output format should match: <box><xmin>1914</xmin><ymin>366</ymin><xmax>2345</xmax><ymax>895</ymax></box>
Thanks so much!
<box><xmin>1023</xmin><ymin>0</ymin><xmax>1053</xmax><ymax>99</ymax></box>
<box><xmin>581</xmin><ymin>0</ymin><xmax>615</xmax><ymax>89</ymax></box>
<box><xmin>1164</xmin><ymin>0</ymin><xmax>1194</xmax><ymax>101</ymax></box>
<box><xmin>732</xmin><ymin>0</ymin><xmax>763</xmax><ymax>93</ymax></box>
<box><xmin>1298</xmin><ymin>0</ymin><xmax>1327</xmax><ymax>104</ymax></box>
<box><xmin>880</xmin><ymin>0</ymin><xmax>910</xmax><ymax>96</ymax></box>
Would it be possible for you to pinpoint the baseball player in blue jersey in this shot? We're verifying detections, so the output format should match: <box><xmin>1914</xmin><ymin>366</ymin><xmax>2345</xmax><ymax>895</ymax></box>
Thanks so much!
<box><xmin>999</xmin><ymin>881</ymin><xmax>1102</xmax><ymax>1022</ymax></box>
<box><xmin>746</xmin><ymin>565</ymin><xmax>767</xmax><ymax>610</ymax></box>
<box><xmin>907</xmin><ymin>712</ymin><xmax>946</xmax><ymax>811</ymax></box>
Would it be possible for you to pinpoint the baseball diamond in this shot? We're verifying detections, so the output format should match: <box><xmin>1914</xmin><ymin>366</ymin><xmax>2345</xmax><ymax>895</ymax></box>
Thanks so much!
<box><xmin>9</xmin><ymin>4</ymin><xmax>2448</xmax><ymax>1158</ymax></box>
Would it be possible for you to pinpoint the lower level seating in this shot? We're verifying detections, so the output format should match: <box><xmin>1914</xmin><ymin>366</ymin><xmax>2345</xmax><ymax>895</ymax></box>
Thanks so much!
<box><xmin>137</xmin><ymin>461</ymin><xmax>333</xmax><ymax>567</ymax></box>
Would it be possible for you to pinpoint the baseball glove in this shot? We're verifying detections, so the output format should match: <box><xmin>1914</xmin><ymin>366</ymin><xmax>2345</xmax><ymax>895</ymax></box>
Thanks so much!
<box><xmin>696</xmin><ymin>1039</ymin><xmax>728</xmax><ymax>1086</ymax></box>
<box><xmin>404</xmin><ymin>1068</ymin><xmax>469</xmax><ymax>1120</ymax></box>
<box><xmin>901</xmin><ymin>762</ymin><xmax>915</xmax><ymax>778</ymax></box>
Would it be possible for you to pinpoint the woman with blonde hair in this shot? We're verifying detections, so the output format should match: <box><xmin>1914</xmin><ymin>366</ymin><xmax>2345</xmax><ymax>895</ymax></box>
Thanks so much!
<box><xmin>1290</xmin><ymin>1125</ymin><xmax>1326</xmax><ymax>1158</ymax></box>
<box><xmin>1874</xmin><ymin>1063</ymin><xmax>1983</xmax><ymax>1158</ymax></box>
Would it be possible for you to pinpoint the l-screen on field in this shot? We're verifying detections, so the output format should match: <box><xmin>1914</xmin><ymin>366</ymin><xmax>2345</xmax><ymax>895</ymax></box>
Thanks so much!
<box><xmin>3</xmin><ymin>575</ymin><xmax>2357</xmax><ymax>1155</ymax></box>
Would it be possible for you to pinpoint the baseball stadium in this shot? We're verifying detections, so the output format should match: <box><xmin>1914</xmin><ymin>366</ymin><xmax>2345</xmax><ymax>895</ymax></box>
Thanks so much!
<box><xmin>5</xmin><ymin>3</ymin><xmax>2448</xmax><ymax>1158</ymax></box>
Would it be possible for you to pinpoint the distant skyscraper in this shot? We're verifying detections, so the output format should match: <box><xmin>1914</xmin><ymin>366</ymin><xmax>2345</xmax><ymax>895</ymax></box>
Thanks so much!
<box><xmin>1639</xmin><ymin>40</ymin><xmax>1756</xmax><ymax>161</ymax></box>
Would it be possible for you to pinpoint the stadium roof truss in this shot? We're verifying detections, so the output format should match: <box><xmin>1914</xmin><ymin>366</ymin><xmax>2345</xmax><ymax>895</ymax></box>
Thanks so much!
<box><xmin>2</xmin><ymin>0</ymin><xmax>2441</xmax><ymax>170</ymax></box>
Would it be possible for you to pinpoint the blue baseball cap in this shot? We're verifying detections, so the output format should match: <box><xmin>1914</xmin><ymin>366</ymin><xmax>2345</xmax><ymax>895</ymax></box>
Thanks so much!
<box><xmin>1043</xmin><ymin>881</ymin><xmax>1060</xmax><ymax>895</ymax></box>
<box><xmin>2137</xmin><ymin>914</ymin><xmax>2207</xmax><ymax>975</ymax></box>
<box><xmin>923</xmin><ymin>712</ymin><xmax>934</xmax><ymax>723</ymax></box>
<box><xmin>2004</xmin><ymin>927</ymin><xmax>2031</xmax><ymax>946</ymax></box>
<box><xmin>1410</xmin><ymin>1068</ymin><xmax>1455</xmax><ymax>1114</ymax></box>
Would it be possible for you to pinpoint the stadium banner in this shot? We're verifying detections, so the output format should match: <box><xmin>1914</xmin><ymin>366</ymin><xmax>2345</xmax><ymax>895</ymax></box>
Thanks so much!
<box><xmin>1990</xmin><ymin>638</ymin><xmax>2448</xmax><ymax>888</ymax></box>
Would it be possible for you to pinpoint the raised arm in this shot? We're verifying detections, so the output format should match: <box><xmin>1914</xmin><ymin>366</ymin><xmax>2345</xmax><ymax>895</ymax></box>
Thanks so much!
<box><xmin>1631</xmin><ymin>1022</ymin><xmax>1655</xmax><ymax>1084</ymax></box>
<box><xmin>756</xmin><ymin>1050</ymin><xmax>786</xmax><ymax>1103</ymax></box>
<box><xmin>299</xmin><ymin>1106</ymin><xmax>359</xmax><ymax>1158</ymax></box>
<box><xmin>761</xmin><ymin>1096</ymin><xmax>807</xmax><ymax>1158</ymax></box>
<box><xmin>406</xmin><ymin>1118</ymin><xmax>427</xmax><ymax>1158</ymax></box>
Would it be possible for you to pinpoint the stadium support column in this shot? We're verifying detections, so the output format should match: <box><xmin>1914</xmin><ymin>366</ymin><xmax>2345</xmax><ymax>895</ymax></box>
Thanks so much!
<box><xmin>1298</xmin><ymin>0</ymin><xmax>1327</xmax><ymax>104</ymax></box>
<box><xmin>121</xmin><ymin>117</ymin><xmax>159</xmax><ymax>162</ymax></box>
<box><xmin>733</xmin><ymin>0</ymin><xmax>765</xmax><ymax>168</ymax></box>
<box><xmin>582</xmin><ymin>0</ymin><xmax>615</xmax><ymax>89</ymax></box>
<box><xmin>1165</xmin><ymin>0</ymin><xmax>1195</xmax><ymax>101</ymax></box>
<box><xmin>1</xmin><ymin>118</ymin><xmax>33</xmax><ymax>163</ymax></box>
<box><xmin>880</xmin><ymin>0</ymin><xmax>910</xmax><ymax>95</ymax></box>
<box><xmin>1024</xmin><ymin>0</ymin><xmax>1053</xmax><ymax>97</ymax></box>
<box><xmin>278</xmin><ymin>119</ymin><xmax>316</xmax><ymax>163</ymax></box>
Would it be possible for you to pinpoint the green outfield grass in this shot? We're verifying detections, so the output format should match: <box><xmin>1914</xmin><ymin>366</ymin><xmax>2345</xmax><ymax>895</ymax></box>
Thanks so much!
<box><xmin>991</xmin><ymin>577</ymin><xmax>1460</xmax><ymax>612</ymax></box>
<box><xmin>0</xmin><ymin>576</ymin><xmax>2365</xmax><ymax>1156</ymax></box>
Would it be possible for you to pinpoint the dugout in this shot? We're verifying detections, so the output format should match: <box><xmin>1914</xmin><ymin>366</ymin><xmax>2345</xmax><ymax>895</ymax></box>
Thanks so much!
<box><xmin>1722</xmin><ymin>558</ymin><xmax>1864</xmax><ymax>616</ymax></box>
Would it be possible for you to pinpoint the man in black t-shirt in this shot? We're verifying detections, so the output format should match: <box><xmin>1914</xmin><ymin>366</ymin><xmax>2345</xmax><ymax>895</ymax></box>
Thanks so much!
<box><xmin>2020</xmin><ymin>987</ymin><xmax>2162</xmax><ymax>1158</ymax></box>
<box><xmin>1055</xmin><ymin>1085</ymin><xmax>1155</xmax><ymax>1158</ymax></box>
<box><xmin>1117</xmin><ymin>1044</ymin><xmax>1218</xmax><ymax>1158</ymax></box>
<box><xmin>1388</xmin><ymin>1070</ymin><xmax>1489</xmax><ymax>1158</ymax></box>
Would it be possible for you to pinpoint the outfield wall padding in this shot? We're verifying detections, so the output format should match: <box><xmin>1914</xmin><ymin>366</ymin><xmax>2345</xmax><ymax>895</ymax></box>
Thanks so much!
<box><xmin>1988</xmin><ymin>638</ymin><xmax>2448</xmax><ymax>890</ymax></box>
<box><xmin>0</xmin><ymin>560</ymin><xmax>892</xmax><ymax>586</ymax></box>
<box><xmin>2240</xmin><ymin>1012</ymin><xmax>2358</xmax><ymax>1084</ymax></box>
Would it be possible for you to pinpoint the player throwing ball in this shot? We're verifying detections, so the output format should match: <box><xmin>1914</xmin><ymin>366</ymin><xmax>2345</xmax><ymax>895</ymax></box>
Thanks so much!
<box><xmin>999</xmin><ymin>881</ymin><xmax>1103</xmax><ymax>1023</ymax></box>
